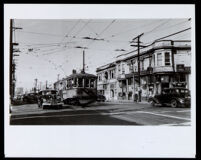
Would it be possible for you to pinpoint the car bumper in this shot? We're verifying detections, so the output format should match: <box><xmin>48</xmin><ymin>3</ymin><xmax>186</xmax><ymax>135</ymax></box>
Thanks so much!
<box><xmin>178</xmin><ymin>102</ymin><xmax>191</xmax><ymax>108</ymax></box>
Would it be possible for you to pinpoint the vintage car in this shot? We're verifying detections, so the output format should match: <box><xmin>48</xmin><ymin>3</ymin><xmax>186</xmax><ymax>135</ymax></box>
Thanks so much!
<box><xmin>150</xmin><ymin>87</ymin><xmax>191</xmax><ymax>108</ymax></box>
<box><xmin>23</xmin><ymin>93</ymin><xmax>38</xmax><ymax>104</ymax></box>
<box><xmin>38</xmin><ymin>89</ymin><xmax>63</xmax><ymax>109</ymax></box>
<box><xmin>96</xmin><ymin>94</ymin><xmax>106</xmax><ymax>102</ymax></box>
<box><xmin>12</xmin><ymin>95</ymin><xmax>25</xmax><ymax>105</ymax></box>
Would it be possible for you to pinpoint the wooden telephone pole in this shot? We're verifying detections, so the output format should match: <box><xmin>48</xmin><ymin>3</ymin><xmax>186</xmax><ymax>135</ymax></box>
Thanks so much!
<box><xmin>10</xmin><ymin>19</ymin><xmax>22</xmax><ymax>106</ymax></box>
<box><xmin>83</xmin><ymin>50</ymin><xmax>85</xmax><ymax>73</ymax></box>
<box><xmin>131</xmin><ymin>33</ymin><xmax>144</xmax><ymax>102</ymax></box>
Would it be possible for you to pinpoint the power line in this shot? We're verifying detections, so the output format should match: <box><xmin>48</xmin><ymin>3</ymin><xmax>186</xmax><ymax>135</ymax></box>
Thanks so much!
<box><xmin>144</xmin><ymin>19</ymin><xmax>171</xmax><ymax>35</ymax></box>
<box><xmin>16</xmin><ymin>30</ymin><xmax>64</xmax><ymax>37</ymax></box>
<box><xmin>86</xmin><ymin>19</ymin><xmax>116</xmax><ymax>48</ymax></box>
<box><xmin>117</xmin><ymin>27</ymin><xmax>191</xmax><ymax>58</ymax></box>
<box><xmin>60</xmin><ymin>19</ymin><xmax>81</xmax><ymax>44</ymax></box>
<box><xmin>155</xmin><ymin>27</ymin><xmax>191</xmax><ymax>41</ymax></box>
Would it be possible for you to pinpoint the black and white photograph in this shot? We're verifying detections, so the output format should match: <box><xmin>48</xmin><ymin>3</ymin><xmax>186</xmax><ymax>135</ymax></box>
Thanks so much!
<box><xmin>4</xmin><ymin>4</ymin><xmax>196</xmax><ymax>158</ymax></box>
<box><xmin>9</xmin><ymin>18</ymin><xmax>192</xmax><ymax>126</ymax></box>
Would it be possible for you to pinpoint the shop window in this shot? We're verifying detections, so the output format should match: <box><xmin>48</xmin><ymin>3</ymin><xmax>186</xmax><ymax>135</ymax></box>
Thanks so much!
<box><xmin>165</xmin><ymin>52</ymin><xmax>171</xmax><ymax>66</ymax></box>
<box><xmin>157</xmin><ymin>53</ymin><xmax>162</xmax><ymax>66</ymax></box>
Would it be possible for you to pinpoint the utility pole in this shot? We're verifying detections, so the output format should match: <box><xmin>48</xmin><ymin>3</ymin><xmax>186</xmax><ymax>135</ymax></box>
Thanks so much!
<box><xmin>83</xmin><ymin>50</ymin><xmax>85</xmax><ymax>73</ymax></box>
<box><xmin>10</xmin><ymin>19</ymin><xmax>13</xmax><ymax>106</ymax></box>
<box><xmin>131</xmin><ymin>33</ymin><xmax>144</xmax><ymax>102</ymax></box>
<box><xmin>46</xmin><ymin>80</ymin><xmax>48</xmax><ymax>89</ymax></box>
<box><xmin>34</xmin><ymin>78</ymin><xmax>38</xmax><ymax>93</ymax></box>
<box><xmin>10</xmin><ymin>19</ymin><xmax>22</xmax><ymax>107</ymax></box>
<box><xmin>39</xmin><ymin>82</ymin><xmax>42</xmax><ymax>90</ymax></box>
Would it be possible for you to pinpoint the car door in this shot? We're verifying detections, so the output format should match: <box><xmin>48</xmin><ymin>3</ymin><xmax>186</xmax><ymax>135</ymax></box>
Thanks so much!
<box><xmin>157</xmin><ymin>89</ymin><xmax>168</xmax><ymax>104</ymax></box>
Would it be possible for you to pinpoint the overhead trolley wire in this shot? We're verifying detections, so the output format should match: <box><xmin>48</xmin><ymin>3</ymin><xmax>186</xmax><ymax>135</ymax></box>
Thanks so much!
<box><xmin>116</xmin><ymin>27</ymin><xmax>191</xmax><ymax>58</ymax></box>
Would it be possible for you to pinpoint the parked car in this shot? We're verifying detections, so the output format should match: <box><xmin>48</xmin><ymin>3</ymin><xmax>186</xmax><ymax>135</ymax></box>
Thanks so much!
<box><xmin>96</xmin><ymin>94</ymin><xmax>106</xmax><ymax>102</ymax></box>
<box><xmin>23</xmin><ymin>93</ymin><xmax>38</xmax><ymax>104</ymax></box>
<box><xmin>150</xmin><ymin>87</ymin><xmax>191</xmax><ymax>108</ymax></box>
<box><xmin>38</xmin><ymin>89</ymin><xmax>63</xmax><ymax>109</ymax></box>
<box><xmin>12</xmin><ymin>95</ymin><xmax>25</xmax><ymax>105</ymax></box>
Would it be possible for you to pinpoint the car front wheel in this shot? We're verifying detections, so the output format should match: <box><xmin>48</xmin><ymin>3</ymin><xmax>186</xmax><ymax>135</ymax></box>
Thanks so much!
<box><xmin>170</xmin><ymin>99</ymin><xmax>177</xmax><ymax>108</ymax></box>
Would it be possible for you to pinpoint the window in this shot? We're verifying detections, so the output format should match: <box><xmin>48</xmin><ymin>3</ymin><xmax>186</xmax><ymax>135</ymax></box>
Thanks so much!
<box><xmin>180</xmin><ymin>74</ymin><xmax>186</xmax><ymax>82</ymax></box>
<box><xmin>111</xmin><ymin>70</ymin><xmax>114</xmax><ymax>79</ymax></box>
<box><xmin>122</xmin><ymin>64</ymin><xmax>125</xmax><ymax>74</ymax></box>
<box><xmin>129</xmin><ymin>63</ymin><xmax>133</xmax><ymax>72</ymax></box>
<box><xmin>113</xmin><ymin>69</ymin><xmax>116</xmax><ymax>78</ymax></box>
<box><xmin>73</xmin><ymin>78</ymin><xmax>77</xmax><ymax>87</ymax></box>
<box><xmin>157</xmin><ymin>53</ymin><xmax>162</xmax><ymax>66</ymax></box>
<box><xmin>78</xmin><ymin>78</ymin><xmax>83</xmax><ymax>87</ymax></box>
<box><xmin>103</xmin><ymin>84</ymin><xmax>107</xmax><ymax>90</ymax></box>
<box><xmin>153</xmin><ymin>54</ymin><xmax>155</xmax><ymax>66</ymax></box>
<box><xmin>118</xmin><ymin>64</ymin><xmax>121</xmax><ymax>72</ymax></box>
<box><xmin>142</xmin><ymin>60</ymin><xmax>144</xmax><ymax>70</ymax></box>
<box><xmin>105</xmin><ymin>72</ymin><xmax>108</xmax><ymax>80</ymax></box>
<box><xmin>85</xmin><ymin>79</ymin><xmax>89</xmax><ymax>87</ymax></box>
<box><xmin>90</xmin><ymin>79</ymin><xmax>95</xmax><ymax>88</ymax></box>
<box><xmin>165</xmin><ymin>52</ymin><xmax>171</xmax><ymax>66</ymax></box>
<box><xmin>128</xmin><ymin>78</ymin><xmax>133</xmax><ymax>85</ymax></box>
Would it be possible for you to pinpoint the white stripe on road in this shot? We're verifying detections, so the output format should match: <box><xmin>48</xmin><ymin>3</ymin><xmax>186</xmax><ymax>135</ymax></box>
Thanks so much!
<box><xmin>135</xmin><ymin>111</ymin><xmax>190</xmax><ymax>121</ymax></box>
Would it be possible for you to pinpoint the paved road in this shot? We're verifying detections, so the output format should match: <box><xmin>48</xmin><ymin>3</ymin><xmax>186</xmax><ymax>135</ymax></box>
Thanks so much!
<box><xmin>10</xmin><ymin>102</ymin><xmax>191</xmax><ymax>125</ymax></box>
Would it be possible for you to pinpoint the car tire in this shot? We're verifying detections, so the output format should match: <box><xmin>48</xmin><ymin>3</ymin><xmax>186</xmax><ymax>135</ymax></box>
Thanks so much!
<box><xmin>151</xmin><ymin>101</ymin><xmax>156</xmax><ymax>107</ymax></box>
<box><xmin>170</xmin><ymin>99</ymin><xmax>177</xmax><ymax>108</ymax></box>
<box><xmin>42</xmin><ymin>105</ymin><xmax>46</xmax><ymax>109</ymax></box>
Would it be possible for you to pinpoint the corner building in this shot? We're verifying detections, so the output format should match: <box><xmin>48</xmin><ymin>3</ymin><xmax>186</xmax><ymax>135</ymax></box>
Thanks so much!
<box><xmin>96</xmin><ymin>40</ymin><xmax>191</xmax><ymax>101</ymax></box>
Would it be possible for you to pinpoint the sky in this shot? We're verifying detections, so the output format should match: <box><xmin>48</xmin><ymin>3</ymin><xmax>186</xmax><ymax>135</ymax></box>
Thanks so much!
<box><xmin>13</xmin><ymin>19</ymin><xmax>191</xmax><ymax>91</ymax></box>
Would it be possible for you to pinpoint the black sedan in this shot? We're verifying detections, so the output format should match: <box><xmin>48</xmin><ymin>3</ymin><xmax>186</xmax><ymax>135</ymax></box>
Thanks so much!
<box><xmin>150</xmin><ymin>87</ymin><xmax>191</xmax><ymax>108</ymax></box>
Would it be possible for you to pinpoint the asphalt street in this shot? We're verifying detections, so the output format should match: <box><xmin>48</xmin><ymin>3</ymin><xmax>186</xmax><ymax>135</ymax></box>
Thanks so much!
<box><xmin>10</xmin><ymin>102</ymin><xmax>191</xmax><ymax>125</ymax></box>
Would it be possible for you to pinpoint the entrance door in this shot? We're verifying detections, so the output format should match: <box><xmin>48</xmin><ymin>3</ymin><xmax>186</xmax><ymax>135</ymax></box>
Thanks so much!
<box><xmin>111</xmin><ymin>89</ymin><xmax>114</xmax><ymax>99</ymax></box>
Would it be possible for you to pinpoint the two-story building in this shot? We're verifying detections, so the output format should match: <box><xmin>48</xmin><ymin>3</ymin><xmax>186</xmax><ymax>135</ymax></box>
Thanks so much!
<box><xmin>96</xmin><ymin>40</ymin><xmax>191</xmax><ymax>101</ymax></box>
<box><xmin>96</xmin><ymin>62</ymin><xmax>117</xmax><ymax>100</ymax></box>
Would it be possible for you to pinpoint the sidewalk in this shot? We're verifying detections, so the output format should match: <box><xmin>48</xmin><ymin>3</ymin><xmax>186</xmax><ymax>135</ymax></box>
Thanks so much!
<box><xmin>104</xmin><ymin>99</ymin><xmax>150</xmax><ymax>105</ymax></box>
